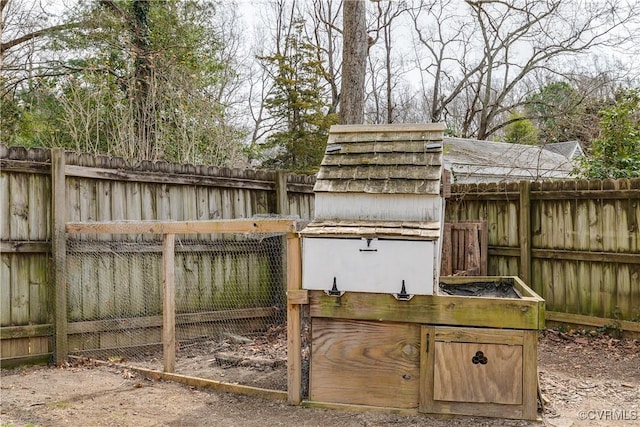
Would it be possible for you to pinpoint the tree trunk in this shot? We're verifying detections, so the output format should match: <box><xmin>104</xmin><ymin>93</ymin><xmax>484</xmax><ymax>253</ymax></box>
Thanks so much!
<box><xmin>131</xmin><ymin>0</ymin><xmax>154</xmax><ymax>159</ymax></box>
<box><xmin>339</xmin><ymin>0</ymin><xmax>367</xmax><ymax>125</ymax></box>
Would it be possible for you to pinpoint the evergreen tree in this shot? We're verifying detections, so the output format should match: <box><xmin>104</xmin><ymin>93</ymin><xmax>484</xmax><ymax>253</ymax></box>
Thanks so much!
<box><xmin>504</xmin><ymin>112</ymin><xmax>538</xmax><ymax>145</ymax></box>
<box><xmin>526</xmin><ymin>81</ymin><xmax>608</xmax><ymax>145</ymax></box>
<box><xmin>258</xmin><ymin>19</ymin><xmax>337</xmax><ymax>173</ymax></box>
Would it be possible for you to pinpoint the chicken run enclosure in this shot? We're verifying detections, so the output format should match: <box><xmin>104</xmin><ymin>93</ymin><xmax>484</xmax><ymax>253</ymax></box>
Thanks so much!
<box><xmin>61</xmin><ymin>219</ymin><xmax>302</xmax><ymax>401</ymax></box>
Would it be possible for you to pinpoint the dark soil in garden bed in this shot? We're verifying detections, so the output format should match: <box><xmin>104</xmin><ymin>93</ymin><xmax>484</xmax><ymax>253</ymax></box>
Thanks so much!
<box><xmin>439</xmin><ymin>280</ymin><xmax>521</xmax><ymax>298</ymax></box>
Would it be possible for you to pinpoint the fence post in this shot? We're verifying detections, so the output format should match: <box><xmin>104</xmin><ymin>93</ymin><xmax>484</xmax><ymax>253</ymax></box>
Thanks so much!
<box><xmin>519</xmin><ymin>180</ymin><xmax>531</xmax><ymax>285</ymax></box>
<box><xmin>286</xmin><ymin>232</ymin><xmax>302</xmax><ymax>405</ymax></box>
<box><xmin>276</xmin><ymin>171</ymin><xmax>290</xmax><ymax>216</ymax></box>
<box><xmin>162</xmin><ymin>233</ymin><xmax>176</xmax><ymax>373</ymax></box>
<box><xmin>52</xmin><ymin>148</ymin><xmax>68</xmax><ymax>365</ymax></box>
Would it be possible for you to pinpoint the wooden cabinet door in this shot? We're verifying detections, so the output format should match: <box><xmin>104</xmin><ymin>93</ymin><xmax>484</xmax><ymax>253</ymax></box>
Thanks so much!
<box><xmin>433</xmin><ymin>341</ymin><xmax>522</xmax><ymax>404</ymax></box>
<box><xmin>420</xmin><ymin>326</ymin><xmax>538</xmax><ymax>420</ymax></box>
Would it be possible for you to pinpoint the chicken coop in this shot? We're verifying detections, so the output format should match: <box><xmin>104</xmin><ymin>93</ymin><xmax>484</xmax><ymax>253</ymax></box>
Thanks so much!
<box><xmin>289</xmin><ymin>124</ymin><xmax>545</xmax><ymax>420</ymax></box>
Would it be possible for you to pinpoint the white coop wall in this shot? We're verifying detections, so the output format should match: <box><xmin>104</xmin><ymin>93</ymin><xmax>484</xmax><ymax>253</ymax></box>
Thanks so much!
<box><xmin>302</xmin><ymin>237</ymin><xmax>436</xmax><ymax>295</ymax></box>
<box><xmin>314</xmin><ymin>193</ymin><xmax>443</xmax><ymax>222</ymax></box>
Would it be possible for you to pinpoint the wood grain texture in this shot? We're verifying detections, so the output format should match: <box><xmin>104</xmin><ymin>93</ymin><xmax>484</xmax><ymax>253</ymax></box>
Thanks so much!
<box><xmin>310</xmin><ymin>318</ymin><xmax>420</xmax><ymax>408</ymax></box>
<box><xmin>440</xmin><ymin>222</ymin><xmax>487</xmax><ymax>276</ymax></box>
<box><xmin>433</xmin><ymin>341</ymin><xmax>522</xmax><ymax>404</ymax></box>
<box><xmin>522</xmin><ymin>330</ymin><xmax>538</xmax><ymax>420</ymax></box>
<box><xmin>162</xmin><ymin>233</ymin><xmax>176</xmax><ymax>373</ymax></box>
<box><xmin>286</xmin><ymin>234</ymin><xmax>302</xmax><ymax>404</ymax></box>
<box><xmin>51</xmin><ymin>149</ymin><xmax>68</xmax><ymax>364</ymax></box>
<box><xmin>420</xmin><ymin>326</ymin><xmax>537</xmax><ymax>420</ymax></box>
<box><xmin>308</xmin><ymin>285</ymin><xmax>543</xmax><ymax>330</ymax></box>
<box><xmin>519</xmin><ymin>181</ymin><xmax>531</xmax><ymax>284</ymax></box>
<box><xmin>0</xmin><ymin>254</ymin><xmax>12</xmax><ymax>326</ymax></box>
<box><xmin>66</xmin><ymin>219</ymin><xmax>297</xmax><ymax>235</ymax></box>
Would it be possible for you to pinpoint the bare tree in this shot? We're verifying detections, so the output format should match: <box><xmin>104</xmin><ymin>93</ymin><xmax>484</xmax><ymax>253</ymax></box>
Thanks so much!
<box><xmin>365</xmin><ymin>0</ymin><xmax>409</xmax><ymax>123</ymax></box>
<box><xmin>307</xmin><ymin>0</ymin><xmax>342</xmax><ymax>114</ymax></box>
<box><xmin>410</xmin><ymin>0</ymin><xmax>640</xmax><ymax>140</ymax></box>
<box><xmin>1</xmin><ymin>0</ymin><xmax>79</xmax><ymax>97</ymax></box>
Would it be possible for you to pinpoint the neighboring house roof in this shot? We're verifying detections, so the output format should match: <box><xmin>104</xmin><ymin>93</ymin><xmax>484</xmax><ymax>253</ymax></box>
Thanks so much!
<box><xmin>444</xmin><ymin>137</ymin><xmax>576</xmax><ymax>183</ymax></box>
<box><xmin>314</xmin><ymin>123</ymin><xmax>445</xmax><ymax>194</ymax></box>
<box><xmin>543</xmin><ymin>141</ymin><xmax>585</xmax><ymax>160</ymax></box>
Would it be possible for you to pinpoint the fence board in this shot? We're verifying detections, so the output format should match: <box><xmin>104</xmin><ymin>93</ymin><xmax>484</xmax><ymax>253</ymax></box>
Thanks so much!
<box><xmin>564</xmin><ymin>261</ymin><xmax>579</xmax><ymax>314</ymax></box>
<box><xmin>29</xmin><ymin>254</ymin><xmax>50</xmax><ymax>324</ymax></box>
<box><xmin>630</xmin><ymin>198</ymin><xmax>639</xmax><ymax>252</ymax></box>
<box><xmin>95</xmin><ymin>180</ymin><xmax>111</xmax><ymax>241</ymax></box>
<box><xmin>617</xmin><ymin>265</ymin><xmax>632</xmax><ymax>320</ymax></box>
<box><xmin>577</xmin><ymin>261</ymin><xmax>590</xmax><ymax>316</ymax></box>
<box><xmin>158</xmin><ymin>184</ymin><xmax>171</xmax><ymax>221</ymax></box>
<box><xmin>10</xmin><ymin>254</ymin><xmax>29</xmax><ymax>324</ymax></box>
<box><xmin>602</xmin><ymin>264</ymin><xmax>616</xmax><ymax>318</ymax></box>
<box><xmin>487</xmin><ymin>202</ymin><xmax>498</xmax><ymax>247</ymax></box>
<box><xmin>98</xmin><ymin>254</ymin><xmax>116</xmax><ymax>319</ymax></box>
<box><xmin>588</xmin><ymin>193</ymin><xmax>603</xmax><ymax>252</ymax></box>
<box><xmin>542</xmin><ymin>260</ymin><xmax>554</xmax><ymax>312</ymax></box>
<box><xmin>0</xmin><ymin>255</ymin><xmax>11</xmax><ymax>325</ymax></box>
<box><xmin>553</xmin><ymin>200</ymin><xmax>565</xmax><ymax>250</ymax></box>
<box><xmin>0</xmin><ymin>172</ymin><xmax>10</xmax><ymax>240</ymax></box>
<box><xmin>602</xmin><ymin>201</ymin><xmax>617</xmax><ymax>253</ymax></box>
<box><xmin>28</xmin><ymin>174</ymin><xmax>48</xmax><ymax>240</ymax></box>
<box><xmin>9</xmin><ymin>174</ymin><xmax>29</xmax><ymax>240</ymax></box>
<box><xmin>575</xmin><ymin>196</ymin><xmax>589</xmax><ymax>251</ymax></box>
<box><xmin>589</xmin><ymin>262</ymin><xmax>603</xmax><ymax>318</ymax></box>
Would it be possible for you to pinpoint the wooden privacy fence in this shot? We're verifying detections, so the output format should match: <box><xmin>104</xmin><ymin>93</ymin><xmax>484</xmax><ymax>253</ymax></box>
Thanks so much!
<box><xmin>445</xmin><ymin>179</ymin><xmax>640</xmax><ymax>331</ymax></box>
<box><xmin>1</xmin><ymin>146</ymin><xmax>314</xmax><ymax>367</ymax></box>
<box><xmin>3</xmin><ymin>144</ymin><xmax>640</xmax><ymax>367</ymax></box>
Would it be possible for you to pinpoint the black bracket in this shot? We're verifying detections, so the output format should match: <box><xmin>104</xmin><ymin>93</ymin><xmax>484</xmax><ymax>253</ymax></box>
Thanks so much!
<box><xmin>359</xmin><ymin>238</ymin><xmax>378</xmax><ymax>252</ymax></box>
<box><xmin>325</xmin><ymin>277</ymin><xmax>345</xmax><ymax>297</ymax></box>
<box><xmin>394</xmin><ymin>280</ymin><xmax>413</xmax><ymax>301</ymax></box>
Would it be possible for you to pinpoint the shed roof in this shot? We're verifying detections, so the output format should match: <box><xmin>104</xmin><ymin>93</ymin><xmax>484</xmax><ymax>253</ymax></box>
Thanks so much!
<box><xmin>314</xmin><ymin>124</ymin><xmax>445</xmax><ymax>195</ymax></box>
<box><xmin>543</xmin><ymin>141</ymin><xmax>584</xmax><ymax>159</ymax></box>
<box><xmin>443</xmin><ymin>137</ymin><xmax>576</xmax><ymax>183</ymax></box>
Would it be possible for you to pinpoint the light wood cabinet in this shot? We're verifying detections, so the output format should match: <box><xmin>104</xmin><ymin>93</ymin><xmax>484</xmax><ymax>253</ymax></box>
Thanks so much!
<box><xmin>420</xmin><ymin>326</ymin><xmax>538</xmax><ymax>420</ymax></box>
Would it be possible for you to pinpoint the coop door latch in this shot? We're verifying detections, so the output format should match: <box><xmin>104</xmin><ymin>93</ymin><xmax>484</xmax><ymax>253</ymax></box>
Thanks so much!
<box><xmin>325</xmin><ymin>277</ymin><xmax>345</xmax><ymax>297</ymax></box>
<box><xmin>393</xmin><ymin>280</ymin><xmax>413</xmax><ymax>301</ymax></box>
<box><xmin>359</xmin><ymin>238</ymin><xmax>378</xmax><ymax>252</ymax></box>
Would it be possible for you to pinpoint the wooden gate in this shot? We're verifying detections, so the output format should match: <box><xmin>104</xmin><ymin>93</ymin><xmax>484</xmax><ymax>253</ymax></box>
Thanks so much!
<box><xmin>440</xmin><ymin>221</ymin><xmax>488</xmax><ymax>276</ymax></box>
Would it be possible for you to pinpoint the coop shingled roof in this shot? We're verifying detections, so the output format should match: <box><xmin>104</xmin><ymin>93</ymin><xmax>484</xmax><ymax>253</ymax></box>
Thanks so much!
<box><xmin>314</xmin><ymin>124</ymin><xmax>445</xmax><ymax>195</ymax></box>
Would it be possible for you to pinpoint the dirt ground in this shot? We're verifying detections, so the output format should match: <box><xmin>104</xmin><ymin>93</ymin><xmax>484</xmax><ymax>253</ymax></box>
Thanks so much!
<box><xmin>1</xmin><ymin>329</ymin><xmax>638</xmax><ymax>427</ymax></box>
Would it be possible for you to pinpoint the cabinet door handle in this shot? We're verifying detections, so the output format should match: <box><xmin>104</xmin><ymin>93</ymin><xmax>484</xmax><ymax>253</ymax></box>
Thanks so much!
<box><xmin>472</xmin><ymin>351</ymin><xmax>488</xmax><ymax>365</ymax></box>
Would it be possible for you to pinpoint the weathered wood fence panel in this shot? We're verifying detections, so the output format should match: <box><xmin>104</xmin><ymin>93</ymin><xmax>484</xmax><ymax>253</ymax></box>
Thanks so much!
<box><xmin>445</xmin><ymin>179</ymin><xmax>640</xmax><ymax>323</ymax></box>
<box><xmin>0</xmin><ymin>145</ymin><xmax>314</xmax><ymax>366</ymax></box>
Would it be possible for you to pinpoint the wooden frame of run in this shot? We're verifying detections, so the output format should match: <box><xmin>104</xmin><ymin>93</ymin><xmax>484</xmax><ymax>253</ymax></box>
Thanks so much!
<box><xmin>61</xmin><ymin>219</ymin><xmax>303</xmax><ymax>405</ymax></box>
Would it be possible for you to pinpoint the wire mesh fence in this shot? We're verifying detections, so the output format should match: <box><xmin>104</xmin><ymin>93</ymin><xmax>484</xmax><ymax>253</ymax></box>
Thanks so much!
<box><xmin>65</xmin><ymin>228</ymin><xmax>290</xmax><ymax>391</ymax></box>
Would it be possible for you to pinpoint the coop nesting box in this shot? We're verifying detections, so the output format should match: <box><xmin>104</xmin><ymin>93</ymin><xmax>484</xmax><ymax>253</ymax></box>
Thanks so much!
<box><xmin>301</xmin><ymin>123</ymin><xmax>445</xmax><ymax>296</ymax></box>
